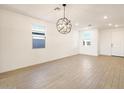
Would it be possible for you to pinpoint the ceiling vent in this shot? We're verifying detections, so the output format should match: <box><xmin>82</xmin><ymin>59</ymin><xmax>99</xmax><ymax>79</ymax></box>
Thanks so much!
<box><xmin>88</xmin><ymin>24</ymin><xmax>92</xmax><ymax>27</ymax></box>
<box><xmin>54</xmin><ymin>7</ymin><xmax>61</xmax><ymax>11</ymax></box>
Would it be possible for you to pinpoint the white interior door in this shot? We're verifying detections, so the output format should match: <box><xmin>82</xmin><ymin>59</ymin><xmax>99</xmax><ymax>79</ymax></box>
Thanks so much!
<box><xmin>111</xmin><ymin>31</ymin><xmax>124</xmax><ymax>57</ymax></box>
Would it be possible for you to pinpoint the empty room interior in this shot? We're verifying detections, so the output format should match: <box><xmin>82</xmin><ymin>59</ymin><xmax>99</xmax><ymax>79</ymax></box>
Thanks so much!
<box><xmin>0</xmin><ymin>4</ymin><xmax>124</xmax><ymax>89</ymax></box>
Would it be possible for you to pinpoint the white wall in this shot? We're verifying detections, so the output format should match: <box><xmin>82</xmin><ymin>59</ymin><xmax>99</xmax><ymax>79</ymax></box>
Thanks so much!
<box><xmin>99</xmin><ymin>28</ymin><xmax>124</xmax><ymax>56</ymax></box>
<box><xmin>99</xmin><ymin>29</ymin><xmax>112</xmax><ymax>55</ymax></box>
<box><xmin>0</xmin><ymin>9</ymin><xmax>79</xmax><ymax>73</ymax></box>
<box><xmin>79</xmin><ymin>29</ymin><xmax>99</xmax><ymax>56</ymax></box>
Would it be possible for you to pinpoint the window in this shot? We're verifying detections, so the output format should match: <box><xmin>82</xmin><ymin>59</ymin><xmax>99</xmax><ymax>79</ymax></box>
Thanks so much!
<box><xmin>32</xmin><ymin>24</ymin><xmax>46</xmax><ymax>48</ymax></box>
<box><xmin>82</xmin><ymin>31</ymin><xmax>92</xmax><ymax>46</ymax></box>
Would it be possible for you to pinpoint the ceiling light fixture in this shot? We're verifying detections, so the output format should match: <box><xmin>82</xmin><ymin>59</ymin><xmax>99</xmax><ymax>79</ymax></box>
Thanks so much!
<box><xmin>108</xmin><ymin>23</ymin><xmax>112</xmax><ymax>26</ymax></box>
<box><xmin>104</xmin><ymin>16</ymin><xmax>108</xmax><ymax>19</ymax></box>
<box><xmin>115</xmin><ymin>24</ymin><xmax>119</xmax><ymax>27</ymax></box>
<box><xmin>56</xmin><ymin>4</ymin><xmax>72</xmax><ymax>34</ymax></box>
<box><xmin>75</xmin><ymin>23</ymin><xmax>79</xmax><ymax>26</ymax></box>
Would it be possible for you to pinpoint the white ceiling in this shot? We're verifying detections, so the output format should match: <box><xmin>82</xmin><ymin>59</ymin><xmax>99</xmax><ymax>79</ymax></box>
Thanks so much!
<box><xmin>0</xmin><ymin>4</ymin><xmax>124</xmax><ymax>30</ymax></box>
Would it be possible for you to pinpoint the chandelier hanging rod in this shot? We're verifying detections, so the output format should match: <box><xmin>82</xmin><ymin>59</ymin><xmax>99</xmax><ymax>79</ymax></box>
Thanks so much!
<box><xmin>63</xmin><ymin>4</ymin><xmax>66</xmax><ymax>18</ymax></box>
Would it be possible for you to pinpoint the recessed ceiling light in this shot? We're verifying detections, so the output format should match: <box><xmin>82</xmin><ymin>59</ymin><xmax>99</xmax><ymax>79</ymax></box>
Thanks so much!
<box><xmin>75</xmin><ymin>23</ymin><xmax>79</xmax><ymax>26</ymax></box>
<box><xmin>115</xmin><ymin>24</ymin><xmax>119</xmax><ymax>27</ymax></box>
<box><xmin>108</xmin><ymin>23</ymin><xmax>112</xmax><ymax>26</ymax></box>
<box><xmin>104</xmin><ymin>16</ymin><xmax>108</xmax><ymax>19</ymax></box>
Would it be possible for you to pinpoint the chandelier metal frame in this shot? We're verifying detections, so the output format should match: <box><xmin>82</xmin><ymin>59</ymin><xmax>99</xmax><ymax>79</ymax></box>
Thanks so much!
<box><xmin>56</xmin><ymin>4</ymin><xmax>72</xmax><ymax>34</ymax></box>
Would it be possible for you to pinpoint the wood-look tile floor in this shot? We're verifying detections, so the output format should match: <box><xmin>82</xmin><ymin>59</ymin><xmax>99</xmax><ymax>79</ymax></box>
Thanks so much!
<box><xmin>0</xmin><ymin>54</ymin><xmax>124</xmax><ymax>89</ymax></box>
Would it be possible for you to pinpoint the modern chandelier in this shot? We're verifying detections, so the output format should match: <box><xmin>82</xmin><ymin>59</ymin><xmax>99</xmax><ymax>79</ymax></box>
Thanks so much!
<box><xmin>56</xmin><ymin>4</ymin><xmax>72</xmax><ymax>34</ymax></box>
